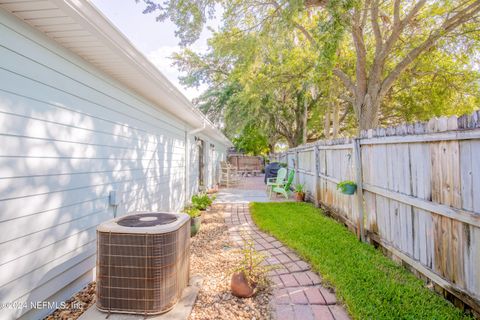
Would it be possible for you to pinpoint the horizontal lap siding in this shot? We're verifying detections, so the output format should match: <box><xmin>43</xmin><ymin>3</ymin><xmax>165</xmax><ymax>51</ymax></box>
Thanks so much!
<box><xmin>0</xmin><ymin>11</ymin><xmax>189</xmax><ymax>320</ymax></box>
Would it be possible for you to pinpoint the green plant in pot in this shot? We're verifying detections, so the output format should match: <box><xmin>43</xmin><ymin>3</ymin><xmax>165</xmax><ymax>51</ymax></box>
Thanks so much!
<box><xmin>294</xmin><ymin>183</ymin><xmax>306</xmax><ymax>202</ymax></box>
<box><xmin>337</xmin><ymin>180</ymin><xmax>357</xmax><ymax>195</ymax></box>
<box><xmin>184</xmin><ymin>206</ymin><xmax>201</xmax><ymax>237</ymax></box>
<box><xmin>191</xmin><ymin>193</ymin><xmax>213</xmax><ymax>211</ymax></box>
<box><xmin>231</xmin><ymin>238</ymin><xmax>272</xmax><ymax>298</ymax></box>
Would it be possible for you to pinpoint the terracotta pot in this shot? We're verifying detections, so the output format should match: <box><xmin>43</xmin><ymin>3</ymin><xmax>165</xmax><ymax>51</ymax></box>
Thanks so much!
<box><xmin>230</xmin><ymin>272</ymin><xmax>255</xmax><ymax>298</ymax></box>
<box><xmin>295</xmin><ymin>192</ymin><xmax>305</xmax><ymax>202</ymax></box>
<box><xmin>207</xmin><ymin>185</ymin><xmax>219</xmax><ymax>194</ymax></box>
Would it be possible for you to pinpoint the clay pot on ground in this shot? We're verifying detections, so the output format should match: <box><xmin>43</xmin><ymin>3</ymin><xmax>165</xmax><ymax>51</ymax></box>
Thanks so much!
<box><xmin>231</xmin><ymin>272</ymin><xmax>256</xmax><ymax>298</ymax></box>
<box><xmin>207</xmin><ymin>185</ymin><xmax>219</xmax><ymax>194</ymax></box>
<box><xmin>294</xmin><ymin>192</ymin><xmax>305</xmax><ymax>202</ymax></box>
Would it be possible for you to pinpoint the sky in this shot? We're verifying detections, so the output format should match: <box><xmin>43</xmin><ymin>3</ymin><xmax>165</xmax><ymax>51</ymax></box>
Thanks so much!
<box><xmin>91</xmin><ymin>0</ymin><xmax>216</xmax><ymax>101</ymax></box>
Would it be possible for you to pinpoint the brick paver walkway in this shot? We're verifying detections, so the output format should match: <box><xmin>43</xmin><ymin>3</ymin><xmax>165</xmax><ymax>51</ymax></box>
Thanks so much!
<box><xmin>224</xmin><ymin>202</ymin><xmax>350</xmax><ymax>320</ymax></box>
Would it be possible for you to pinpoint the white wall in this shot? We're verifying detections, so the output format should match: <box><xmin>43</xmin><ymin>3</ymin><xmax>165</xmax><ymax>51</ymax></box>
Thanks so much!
<box><xmin>186</xmin><ymin>134</ymin><xmax>227</xmax><ymax>199</ymax></box>
<box><xmin>0</xmin><ymin>10</ymin><xmax>228</xmax><ymax>320</ymax></box>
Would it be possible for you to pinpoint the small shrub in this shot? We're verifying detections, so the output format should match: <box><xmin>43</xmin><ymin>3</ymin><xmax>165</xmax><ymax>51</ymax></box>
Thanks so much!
<box><xmin>294</xmin><ymin>183</ymin><xmax>305</xmax><ymax>193</ymax></box>
<box><xmin>184</xmin><ymin>206</ymin><xmax>201</xmax><ymax>218</ymax></box>
<box><xmin>191</xmin><ymin>193</ymin><xmax>213</xmax><ymax>210</ymax></box>
<box><xmin>234</xmin><ymin>238</ymin><xmax>272</xmax><ymax>289</ymax></box>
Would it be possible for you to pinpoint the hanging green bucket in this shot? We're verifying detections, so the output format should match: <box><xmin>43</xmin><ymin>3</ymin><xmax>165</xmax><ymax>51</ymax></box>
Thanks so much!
<box><xmin>337</xmin><ymin>181</ymin><xmax>357</xmax><ymax>195</ymax></box>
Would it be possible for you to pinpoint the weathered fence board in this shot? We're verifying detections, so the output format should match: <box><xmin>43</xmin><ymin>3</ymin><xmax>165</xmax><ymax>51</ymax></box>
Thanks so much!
<box><xmin>271</xmin><ymin>113</ymin><xmax>480</xmax><ymax>312</ymax></box>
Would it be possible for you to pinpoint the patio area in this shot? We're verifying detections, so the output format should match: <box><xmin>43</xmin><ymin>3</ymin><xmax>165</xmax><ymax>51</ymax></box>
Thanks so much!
<box><xmin>216</xmin><ymin>176</ymin><xmax>295</xmax><ymax>203</ymax></box>
<box><xmin>217</xmin><ymin>177</ymin><xmax>350</xmax><ymax>320</ymax></box>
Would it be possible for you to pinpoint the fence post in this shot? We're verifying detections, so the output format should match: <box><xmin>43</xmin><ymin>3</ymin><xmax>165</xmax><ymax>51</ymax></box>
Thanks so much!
<box><xmin>295</xmin><ymin>149</ymin><xmax>299</xmax><ymax>185</ymax></box>
<box><xmin>353</xmin><ymin>138</ymin><xmax>365</xmax><ymax>241</ymax></box>
<box><xmin>314</xmin><ymin>144</ymin><xmax>320</xmax><ymax>207</ymax></box>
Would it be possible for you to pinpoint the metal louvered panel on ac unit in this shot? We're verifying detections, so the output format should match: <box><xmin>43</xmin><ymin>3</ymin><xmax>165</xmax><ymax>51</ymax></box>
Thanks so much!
<box><xmin>96</xmin><ymin>212</ymin><xmax>190</xmax><ymax>315</ymax></box>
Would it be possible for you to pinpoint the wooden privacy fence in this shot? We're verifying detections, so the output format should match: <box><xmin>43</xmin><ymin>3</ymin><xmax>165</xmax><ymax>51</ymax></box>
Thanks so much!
<box><xmin>228</xmin><ymin>155</ymin><xmax>264</xmax><ymax>174</ymax></box>
<box><xmin>271</xmin><ymin>112</ymin><xmax>480</xmax><ymax>312</ymax></box>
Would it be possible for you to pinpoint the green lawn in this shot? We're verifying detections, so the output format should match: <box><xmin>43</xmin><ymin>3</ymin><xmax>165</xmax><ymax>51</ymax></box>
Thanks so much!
<box><xmin>250</xmin><ymin>202</ymin><xmax>471</xmax><ymax>320</ymax></box>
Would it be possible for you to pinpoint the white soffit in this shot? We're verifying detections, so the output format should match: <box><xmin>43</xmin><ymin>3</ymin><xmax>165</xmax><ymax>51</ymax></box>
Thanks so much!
<box><xmin>0</xmin><ymin>0</ymin><xmax>231</xmax><ymax>146</ymax></box>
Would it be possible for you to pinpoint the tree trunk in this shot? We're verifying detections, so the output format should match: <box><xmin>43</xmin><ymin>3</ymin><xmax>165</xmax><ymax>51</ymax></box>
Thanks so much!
<box><xmin>356</xmin><ymin>93</ymin><xmax>380</xmax><ymax>130</ymax></box>
<box><xmin>287</xmin><ymin>138</ymin><xmax>297</xmax><ymax>148</ymax></box>
<box><xmin>324</xmin><ymin>105</ymin><xmax>331</xmax><ymax>138</ymax></box>
<box><xmin>302</xmin><ymin>99</ymin><xmax>308</xmax><ymax>144</ymax></box>
<box><xmin>332</xmin><ymin>101</ymin><xmax>339</xmax><ymax>138</ymax></box>
<box><xmin>268</xmin><ymin>142</ymin><xmax>276</xmax><ymax>154</ymax></box>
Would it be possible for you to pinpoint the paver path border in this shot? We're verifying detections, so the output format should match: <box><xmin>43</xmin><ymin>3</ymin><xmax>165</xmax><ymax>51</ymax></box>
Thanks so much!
<box><xmin>223</xmin><ymin>203</ymin><xmax>350</xmax><ymax>320</ymax></box>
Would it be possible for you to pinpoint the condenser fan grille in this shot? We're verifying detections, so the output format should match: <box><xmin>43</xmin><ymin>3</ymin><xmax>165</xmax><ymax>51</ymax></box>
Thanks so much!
<box><xmin>96</xmin><ymin>213</ymin><xmax>190</xmax><ymax>315</ymax></box>
<box><xmin>117</xmin><ymin>213</ymin><xmax>178</xmax><ymax>227</ymax></box>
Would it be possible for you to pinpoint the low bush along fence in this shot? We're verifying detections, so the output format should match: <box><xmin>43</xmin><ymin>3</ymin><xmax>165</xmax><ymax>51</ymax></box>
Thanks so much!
<box><xmin>271</xmin><ymin>111</ymin><xmax>480</xmax><ymax>313</ymax></box>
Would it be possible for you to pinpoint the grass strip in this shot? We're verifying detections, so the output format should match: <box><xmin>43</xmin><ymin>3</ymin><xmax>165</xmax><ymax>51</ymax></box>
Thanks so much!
<box><xmin>250</xmin><ymin>202</ymin><xmax>471</xmax><ymax>319</ymax></box>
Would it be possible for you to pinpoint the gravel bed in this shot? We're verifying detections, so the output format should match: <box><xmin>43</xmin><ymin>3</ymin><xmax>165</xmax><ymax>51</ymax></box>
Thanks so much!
<box><xmin>44</xmin><ymin>203</ymin><xmax>271</xmax><ymax>319</ymax></box>
<box><xmin>189</xmin><ymin>204</ymin><xmax>272</xmax><ymax>320</ymax></box>
<box><xmin>44</xmin><ymin>282</ymin><xmax>96</xmax><ymax>320</ymax></box>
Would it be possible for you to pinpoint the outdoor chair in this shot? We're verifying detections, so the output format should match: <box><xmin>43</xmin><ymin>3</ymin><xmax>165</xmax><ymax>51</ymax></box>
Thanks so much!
<box><xmin>220</xmin><ymin>161</ymin><xmax>241</xmax><ymax>187</ymax></box>
<box><xmin>266</xmin><ymin>167</ymin><xmax>287</xmax><ymax>197</ymax></box>
<box><xmin>272</xmin><ymin>170</ymin><xmax>295</xmax><ymax>199</ymax></box>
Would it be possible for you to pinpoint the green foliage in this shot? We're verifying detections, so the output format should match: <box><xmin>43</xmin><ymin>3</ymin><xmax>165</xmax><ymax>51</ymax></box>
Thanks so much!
<box><xmin>184</xmin><ymin>206</ymin><xmax>201</xmax><ymax>218</ymax></box>
<box><xmin>136</xmin><ymin>0</ymin><xmax>216</xmax><ymax>46</ymax></box>
<box><xmin>140</xmin><ymin>0</ymin><xmax>480</xmax><ymax>140</ymax></box>
<box><xmin>250</xmin><ymin>202</ymin><xmax>472</xmax><ymax>319</ymax></box>
<box><xmin>232</xmin><ymin>122</ymin><xmax>270</xmax><ymax>155</ymax></box>
<box><xmin>294</xmin><ymin>183</ymin><xmax>305</xmax><ymax>193</ymax></box>
<box><xmin>191</xmin><ymin>193</ymin><xmax>213</xmax><ymax>210</ymax></box>
<box><xmin>315</xmin><ymin>0</ymin><xmax>357</xmax><ymax>77</ymax></box>
<box><xmin>234</xmin><ymin>236</ymin><xmax>273</xmax><ymax>289</ymax></box>
<box><xmin>383</xmin><ymin>43</ymin><xmax>480</xmax><ymax>123</ymax></box>
<box><xmin>336</xmin><ymin>180</ymin><xmax>356</xmax><ymax>192</ymax></box>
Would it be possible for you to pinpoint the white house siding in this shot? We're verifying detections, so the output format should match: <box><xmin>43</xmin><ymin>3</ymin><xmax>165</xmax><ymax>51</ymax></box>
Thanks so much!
<box><xmin>0</xmin><ymin>10</ymin><xmax>228</xmax><ymax>320</ymax></box>
<box><xmin>186</xmin><ymin>134</ymin><xmax>226</xmax><ymax>197</ymax></box>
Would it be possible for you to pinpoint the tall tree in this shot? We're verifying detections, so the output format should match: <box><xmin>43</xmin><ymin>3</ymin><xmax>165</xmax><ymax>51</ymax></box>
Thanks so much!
<box><xmin>138</xmin><ymin>0</ymin><xmax>480</xmax><ymax>132</ymax></box>
<box><xmin>329</xmin><ymin>0</ymin><xmax>480</xmax><ymax>129</ymax></box>
<box><xmin>171</xmin><ymin>22</ymin><xmax>322</xmax><ymax>147</ymax></box>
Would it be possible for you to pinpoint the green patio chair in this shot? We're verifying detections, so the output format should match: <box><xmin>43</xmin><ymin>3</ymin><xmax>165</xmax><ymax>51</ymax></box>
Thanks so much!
<box><xmin>266</xmin><ymin>167</ymin><xmax>287</xmax><ymax>197</ymax></box>
<box><xmin>272</xmin><ymin>170</ymin><xmax>295</xmax><ymax>199</ymax></box>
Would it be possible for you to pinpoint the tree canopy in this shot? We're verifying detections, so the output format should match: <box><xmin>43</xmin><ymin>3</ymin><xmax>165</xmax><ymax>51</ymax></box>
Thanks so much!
<box><xmin>137</xmin><ymin>0</ymin><xmax>480</xmax><ymax>150</ymax></box>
